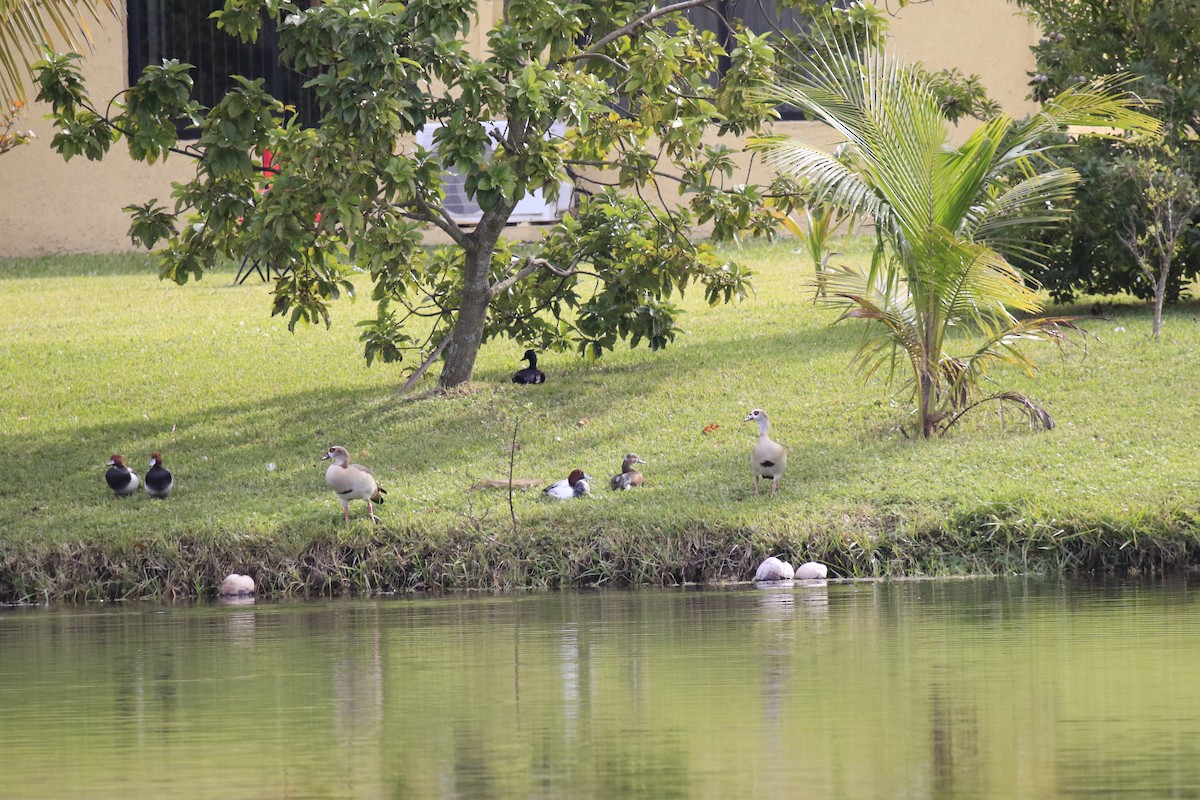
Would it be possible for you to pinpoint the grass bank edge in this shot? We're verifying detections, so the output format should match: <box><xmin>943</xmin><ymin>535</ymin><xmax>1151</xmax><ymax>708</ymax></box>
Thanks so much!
<box><xmin>4</xmin><ymin>503</ymin><xmax>1200</xmax><ymax>603</ymax></box>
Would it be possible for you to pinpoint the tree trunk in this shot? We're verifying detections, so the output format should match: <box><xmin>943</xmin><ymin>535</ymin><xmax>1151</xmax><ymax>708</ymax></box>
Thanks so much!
<box><xmin>438</xmin><ymin>254</ymin><xmax>492</xmax><ymax>387</ymax></box>
<box><xmin>1153</xmin><ymin>257</ymin><xmax>1168</xmax><ymax>340</ymax></box>
<box><xmin>919</xmin><ymin>369</ymin><xmax>936</xmax><ymax>439</ymax></box>
<box><xmin>437</xmin><ymin>202</ymin><xmax>515</xmax><ymax>388</ymax></box>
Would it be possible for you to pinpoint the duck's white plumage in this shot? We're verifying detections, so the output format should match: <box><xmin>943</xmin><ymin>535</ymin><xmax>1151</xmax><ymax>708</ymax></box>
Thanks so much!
<box><xmin>321</xmin><ymin>445</ymin><xmax>386</xmax><ymax>524</ymax></box>
<box><xmin>794</xmin><ymin>561</ymin><xmax>828</xmax><ymax>580</ymax></box>
<box><xmin>544</xmin><ymin>469</ymin><xmax>591</xmax><ymax>499</ymax></box>
<box><xmin>754</xmin><ymin>556</ymin><xmax>795</xmax><ymax>582</ymax></box>
<box><xmin>745</xmin><ymin>408</ymin><xmax>786</xmax><ymax>497</ymax></box>
<box><xmin>219</xmin><ymin>573</ymin><xmax>256</xmax><ymax>596</ymax></box>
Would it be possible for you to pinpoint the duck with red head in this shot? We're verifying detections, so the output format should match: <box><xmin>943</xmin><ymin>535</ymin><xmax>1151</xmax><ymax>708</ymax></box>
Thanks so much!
<box><xmin>105</xmin><ymin>454</ymin><xmax>139</xmax><ymax>497</ymax></box>
<box><xmin>145</xmin><ymin>451</ymin><xmax>174</xmax><ymax>498</ymax></box>
<box><xmin>543</xmin><ymin>468</ymin><xmax>592</xmax><ymax>499</ymax></box>
<box><xmin>320</xmin><ymin>445</ymin><xmax>386</xmax><ymax>524</ymax></box>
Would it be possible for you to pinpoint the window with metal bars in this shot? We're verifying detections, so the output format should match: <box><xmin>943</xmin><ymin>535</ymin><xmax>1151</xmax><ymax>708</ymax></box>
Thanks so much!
<box><xmin>126</xmin><ymin>0</ymin><xmax>320</xmax><ymax>138</ymax></box>
<box><xmin>683</xmin><ymin>0</ymin><xmax>823</xmax><ymax>120</ymax></box>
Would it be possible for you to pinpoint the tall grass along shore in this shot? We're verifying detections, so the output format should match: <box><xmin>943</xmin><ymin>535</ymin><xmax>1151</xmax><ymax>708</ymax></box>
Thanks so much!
<box><xmin>3</xmin><ymin>240</ymin><xmax>1199</xmax><ymax>602</ymax></box>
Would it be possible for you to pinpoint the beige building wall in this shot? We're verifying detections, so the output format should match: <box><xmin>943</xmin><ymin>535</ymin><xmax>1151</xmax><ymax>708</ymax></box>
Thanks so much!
<box><xmin>887</xmin><ymin>0</ymin><xmax>1039</xmax><ymax>127</ymax></box>
<box><xmin>0</xmin><ymin>0</ymin><xmax>1038</xmax><ymax>259</ymax></box>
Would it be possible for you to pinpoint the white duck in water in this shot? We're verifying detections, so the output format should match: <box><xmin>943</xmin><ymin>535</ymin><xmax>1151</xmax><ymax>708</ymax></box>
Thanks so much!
<box><xmin>754</xmin><ymin>556</ymin><xmax>795</xmax><ymax>581</ymax></box>
<box><xmin>543</xmin><ymin>468</ymin><xmax>592</xmax><ymax>499</ymax></box>
<box><xmin>105</xmin><ymin>454</ymin><xmax>139</xmax><ymax>497</ymax></box>
<box><xmin>145</xmin><ymin>451</ymin><xmax>174</xmax><ymax>498</ymax></box>
<box><xmin>794</xmin><ymin>561</ymin><xmax>829</xmax><ymax>580</ymax></box>
<box><xmin>610</xmin><ymin>453</ymin><xmax>646</xmax><ymax>490</ymax></box>
<box><xmin>321</xmin><ymin>445</ymin><xmax>387</xmax><ymax>524</ymax></box>
<box><xmin>744</xmin><ymin>408</ymin><xmax>786</xmax><ymax>497</ymax></box>
<box><xmin>219</xmin><ymin>573</ymin><xmax>256</xmax><ymax>596</ymax></box>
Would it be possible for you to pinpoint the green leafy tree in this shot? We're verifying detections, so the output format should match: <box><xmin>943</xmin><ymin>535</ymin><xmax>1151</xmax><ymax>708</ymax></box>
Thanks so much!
<box><xmin>0</xmin><ymin>0</ymin><xmax>117</xmax><ymax>107</ymax></box>
<box><xmin>1012</xmin><ymin>0</ymin><xmax>1200</xmax><ymax>302</ymax></box>
<box><xmin>752</xmin><ymin>41</ymin><xmax>1158</xmax><ymax>438</ymax></box>
<box><xmin>1115</xmin><ymin>140</ymin><xmax>1200</xmax><ymax>339</ymax></box>
<box><xmin>32</xmin><ymin>0</ymin><xmax>860</xmax><ymax>389</ymax></box>
<box><xmin>917</xmin><ymin>65</ymin><xmax>1001</xmax><ymax>124</ymax></box>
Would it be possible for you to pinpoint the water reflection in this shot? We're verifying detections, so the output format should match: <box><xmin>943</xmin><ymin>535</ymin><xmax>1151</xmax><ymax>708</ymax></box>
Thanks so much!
<box><xmin>4</xmin><ymin>578</ymin><xmax>1200</xmax><ymax>798</ymax></box>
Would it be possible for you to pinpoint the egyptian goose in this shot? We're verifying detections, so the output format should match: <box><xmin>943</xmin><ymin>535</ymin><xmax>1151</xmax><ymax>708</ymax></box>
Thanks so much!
<box><xmin>543</xmin><ymin>468</ymin><xmax>592</xmax><ymax>499</ymax></box>
<box><xmin>610</xmin><ymin>453</ymin><xmax>646</xmax><ymax>490</ymax></box>
<box><xmin>512</xmin><ymin>350</ymin><xmax>546</xmax><ymax>384</ymax></box>
<box><xmin>105</xmin><ymin>454</ymin><xmax>140</xmax><ymax>497</ymax></box>
<box><xmin>754</xmin><ymin>556</ymin><xmax>795</xmax><ymax>581</ymax></box>
<box><xmin>744</xmin><ymin>408</ymin><xmax>787</xmax><ymax>497</ymax></box>
<box><xmin>145</xmin><ymin>451</ymin><xmax>174</xmax><ymax>498</ymax></box>
<box><xmin>320</xmin><ymin>445</ymin><xmax>386</xmax><ymax>524</ymax></box>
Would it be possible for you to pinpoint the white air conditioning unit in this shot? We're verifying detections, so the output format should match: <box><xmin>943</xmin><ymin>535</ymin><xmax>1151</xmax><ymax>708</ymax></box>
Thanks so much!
<box><xmin>416</xmin><ymin>121</ymin><xmax>574</xmax><ymax>225</ymax></box>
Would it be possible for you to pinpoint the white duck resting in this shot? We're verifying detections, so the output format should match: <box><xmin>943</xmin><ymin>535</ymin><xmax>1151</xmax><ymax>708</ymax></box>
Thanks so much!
<box><xmin>754</xmin><ymin>556</ymin><xmax>795</xmax><ymax>582</ymax></box>
<box><xmin>544</xmin><ymin>469</ymin><xmax>592</xmax><ymax>499</ymax></box>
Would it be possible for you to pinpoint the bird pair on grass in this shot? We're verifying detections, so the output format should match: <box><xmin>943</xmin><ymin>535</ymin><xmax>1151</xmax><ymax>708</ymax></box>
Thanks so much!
<box><xmin>106</xmin><ymin>452</ymin><xmax>173</xmax><ymax>499</ymax></box>
<box><xmin>542</xmin><ymin>452</ymin><xmax>647</xmax><ymax>500</ymax></box>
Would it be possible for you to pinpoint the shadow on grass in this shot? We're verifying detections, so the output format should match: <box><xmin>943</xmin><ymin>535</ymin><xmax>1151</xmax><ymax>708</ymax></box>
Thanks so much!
<box><xmin>0</xmin><ymin>321</ymin><xmax>895</xmax><ymax>537</ymax></box>
<box><xmin>5</xmin><ymin>312</ymin><xmax>1200</xmax><ymax>600</ymax></box>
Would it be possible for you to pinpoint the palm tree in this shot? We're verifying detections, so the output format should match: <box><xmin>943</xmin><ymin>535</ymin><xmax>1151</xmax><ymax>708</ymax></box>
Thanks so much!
<box><xmin>0</xmin><ymin>0</ymin><xmax>117</xmax><ymax>108</ymax></box>
<box><xmin>752</xmin><ymin>43</ymin><xmax>1159</xmax><ymax>438</ymax></box>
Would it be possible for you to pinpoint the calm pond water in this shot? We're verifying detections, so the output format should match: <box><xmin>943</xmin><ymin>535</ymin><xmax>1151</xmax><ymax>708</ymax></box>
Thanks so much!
<box><xmin>3</xmin><ymin>577</ymin><xmax>1200</xmax><ymax>799</ymax></box>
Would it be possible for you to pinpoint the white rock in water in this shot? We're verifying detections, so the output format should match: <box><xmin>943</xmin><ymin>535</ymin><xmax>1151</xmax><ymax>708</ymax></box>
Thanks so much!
<box><xmin>219</xmin><ymin>573</ymin><xmax>256</xmax><ymax>596</ymax></box>
<box><xmin>794</xmin><ymin>561</ymin><xmax>828</xmax><ymax>580</ymax></box>
<box><xmin>754</xmin><ymin>556</ymin><xmax>795</xmax><ymax>582</ymax></box>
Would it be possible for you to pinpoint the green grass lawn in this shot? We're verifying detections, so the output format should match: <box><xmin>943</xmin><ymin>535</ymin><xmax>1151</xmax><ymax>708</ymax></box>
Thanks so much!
<box><xmin>3</xmin><ymin>239</ymin><xmax>1200</xmax><ymax>599</ymax></box>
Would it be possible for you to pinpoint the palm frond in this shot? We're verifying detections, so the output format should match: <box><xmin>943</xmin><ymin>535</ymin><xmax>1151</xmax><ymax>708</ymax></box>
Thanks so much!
<box><xmin>969</xmin><ymin>168</ymin><xmax>1081</xmax><ymax>257</ymax></box>
<box><xmin>938</xmin><ymin>239</ymin><xmax>1042</xmax><ymax>321</ymax></box>
<box><xmin>755</xmin><ymin>37</ymin><xmax>1158</xmax><ymax>436</ymax></box>
<box><xmin>757</xmin><ymin>45</ymin><xmax>949</xmax><ymax>244</ymax></box>
<box><xmin>957</xmin><ymin>315</ymin><xmax>1088</xmax><ymax>387</ymax></box>
<box><xmin>933</xmin><ymin>113</ymin><xmax>1011</xmax><ymax>235</ymax></box>
<box><xmin>999</xmin><ymin>74</ymin><xmax>1162</xmax><ymax>172</ymax></box>
<box><xmin>819</xmin><ymin>262</ymin><xmax>925</xmax><ymax>388</ymax></box>
<box><xmin>750</xmin><ymin>135</ymin><xmax>882</xmax><ymax>221</ymax></box>
<box><xmin>0</xmin><ymin>0</ymin><xmax>118</xmax><ymax>106</ymax></box>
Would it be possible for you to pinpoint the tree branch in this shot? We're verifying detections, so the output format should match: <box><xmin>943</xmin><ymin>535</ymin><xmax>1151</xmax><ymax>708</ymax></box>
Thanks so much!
<box><xmin>399</xmin><ymin>334</ymin><xmax>452</xmax><ymax>393</ymax></box>
<box><xmin>564</xmin><ymin>158</ymin><xmax>692</xmax><ymax>187</ymax></box>
<box><xmin>489</xmin><ymin>255</ymin><xmax>581</xmax><ymax>298</ymax></box>
<box><xmin>563</xmin><ymin>0</ymin><xmax>718</xmax><ymax>63</ymax></box>
<box><xmin>412</xmin><ymin>196</ymin><xmax>469</xmax><ymax>247</ymax></box>
<box><xmin>508</xmin><ymin>418</ymin><xmax>520</xmax><ymax>533</ymax></box>
<box><xmin>569</xmin><ymin>52</ymin><xmax>629</xmax><ymax>72</ymax></box>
